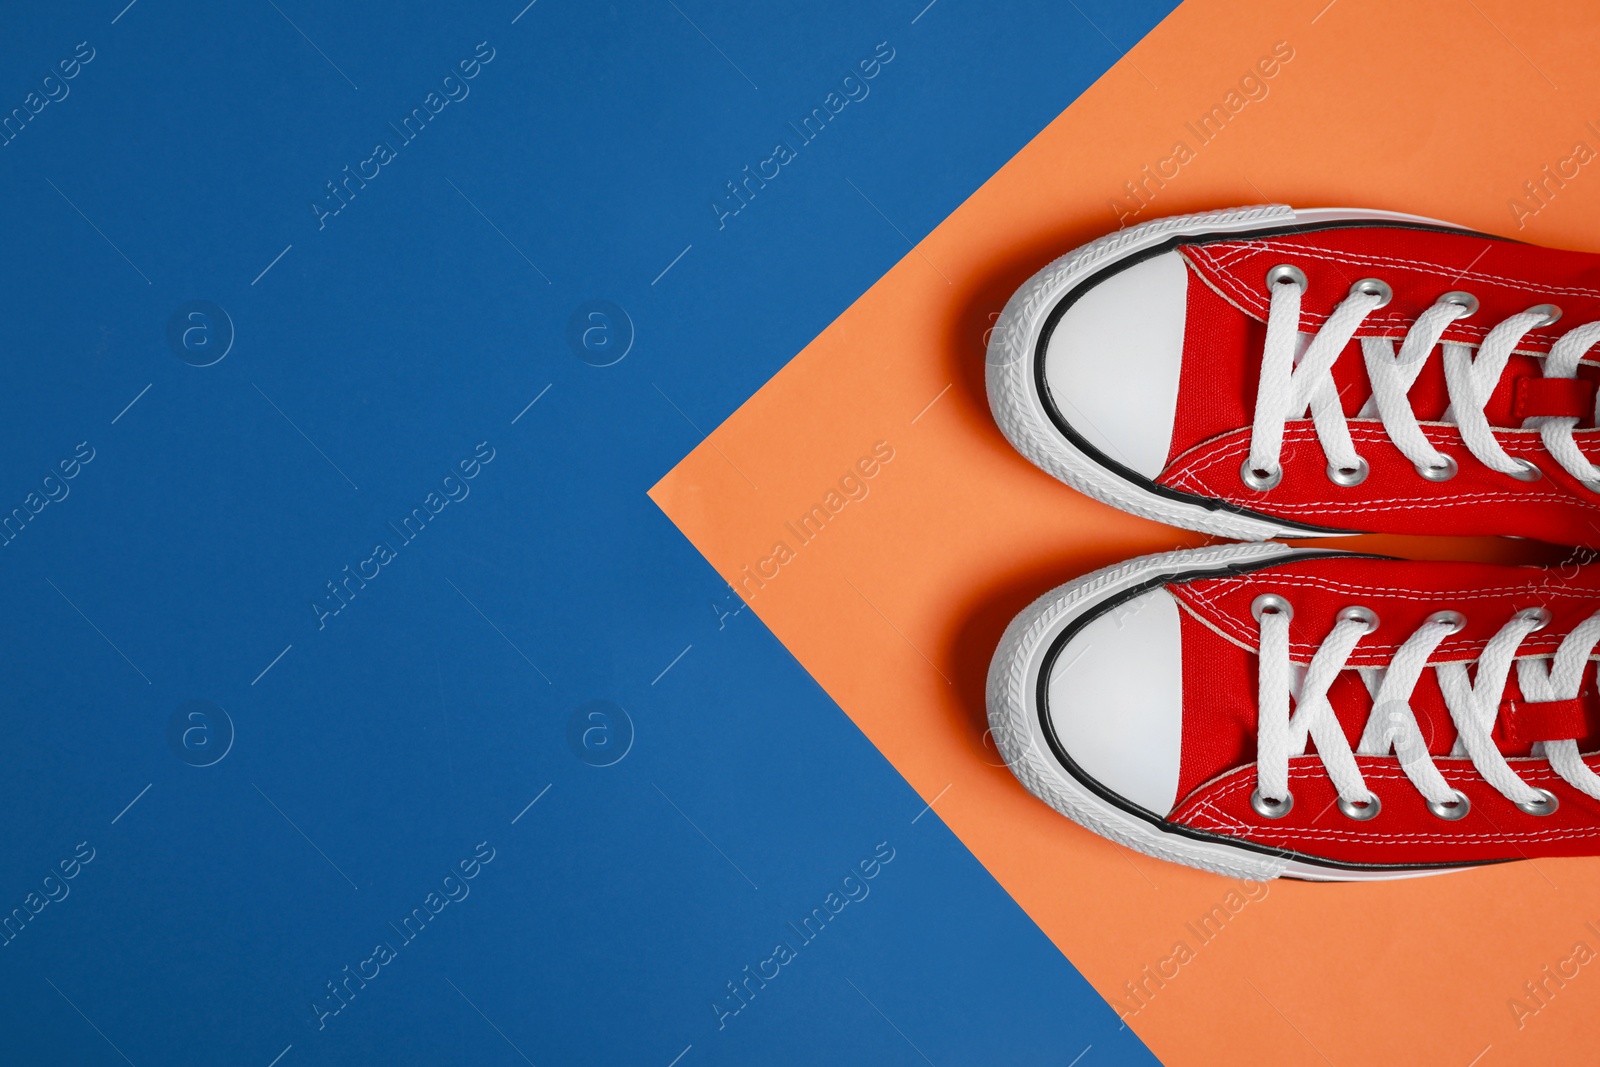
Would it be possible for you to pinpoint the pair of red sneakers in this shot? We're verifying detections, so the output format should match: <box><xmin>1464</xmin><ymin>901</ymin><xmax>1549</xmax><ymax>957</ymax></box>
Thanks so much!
<box><xmin>986</xmin><ymin>205</ymin><xmax>1600</xmax><ymax>880</ymax></box>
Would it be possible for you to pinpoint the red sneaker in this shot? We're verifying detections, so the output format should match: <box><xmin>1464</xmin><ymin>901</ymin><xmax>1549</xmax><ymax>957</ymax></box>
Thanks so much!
<box><xmin>987</xmin><ymin>543</ymin><xmax>1600</xmax><ymax>880</ymax></box>
<box><xmin>987</xmin><ymin>205</ymin><xmax>1600</xmax><ymax>547</ymax></box>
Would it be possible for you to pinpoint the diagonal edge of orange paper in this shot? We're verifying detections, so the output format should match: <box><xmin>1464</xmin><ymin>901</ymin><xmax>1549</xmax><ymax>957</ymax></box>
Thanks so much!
<box><xmin>652</xmin><ymin>2</ymin><xmax>1600</xmax><ymax>1063</ymax></box>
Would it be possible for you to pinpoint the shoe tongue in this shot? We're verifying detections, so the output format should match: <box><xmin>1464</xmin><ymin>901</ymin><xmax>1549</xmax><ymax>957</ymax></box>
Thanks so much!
<box><xmin>1169</xmin><ymin>576</ymin><xmax>1600</xmax><ymax>806</ymax></box>
<box><xmin>1300</xmin><ymin>655</ymin><xmax>1599</xmax><ymax>760</ymax></box>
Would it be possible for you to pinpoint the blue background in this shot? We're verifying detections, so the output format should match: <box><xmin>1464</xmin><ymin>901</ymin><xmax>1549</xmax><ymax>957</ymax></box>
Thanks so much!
<box><xmin>0</xmin><ymin>0</ymin><xmax>1177</xmax><ymax>1062</ymax></box>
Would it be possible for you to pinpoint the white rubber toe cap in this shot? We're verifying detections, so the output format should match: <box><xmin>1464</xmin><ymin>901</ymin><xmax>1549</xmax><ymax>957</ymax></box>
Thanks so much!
<box><xmin>1041</xmin><ymin>250</ymin><xmax>1188</xmax><ymax>479</ymax></box>
<box><xmin>1045</xmin><ymin>587</ymin><xmax>1183</xmax><ymax>816</ymax></box>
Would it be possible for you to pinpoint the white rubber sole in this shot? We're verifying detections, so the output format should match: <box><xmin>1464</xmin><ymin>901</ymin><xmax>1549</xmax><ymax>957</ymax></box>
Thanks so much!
<box><xmin>985</xmin><ymin>542</ymin><xmax>1463</xmax><ymax>882</ymax></box>
<box><xmin>984</xmin><ymin>204</ymin><xmax>1471</xmax><ymax>541</ymax></box>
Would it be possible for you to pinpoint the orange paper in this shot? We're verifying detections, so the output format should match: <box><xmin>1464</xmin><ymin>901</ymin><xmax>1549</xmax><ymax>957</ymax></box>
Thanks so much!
<box><xmin>653</xmin><ymin>1</ymin><xmax>1600</xmax><ymax>1062</ymax></box>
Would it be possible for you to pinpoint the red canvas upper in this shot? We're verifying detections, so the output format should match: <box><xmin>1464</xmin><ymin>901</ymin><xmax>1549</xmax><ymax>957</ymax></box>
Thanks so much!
<box><xmin>1165</xmin><ymin>555</ymin><xmax>1600</xmax><ymax>867</ymax></box>
<box><xmin>1155</xmin><ymin>223</ymin><xmax>1600</xmax><ymax>546</ymax></box>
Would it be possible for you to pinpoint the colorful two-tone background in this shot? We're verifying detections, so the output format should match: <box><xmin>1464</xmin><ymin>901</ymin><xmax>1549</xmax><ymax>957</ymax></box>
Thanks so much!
<box><xmin>2</xmin><ymin>0</ymin><xmax>1595</xmax><ymax>1064</ymax></box>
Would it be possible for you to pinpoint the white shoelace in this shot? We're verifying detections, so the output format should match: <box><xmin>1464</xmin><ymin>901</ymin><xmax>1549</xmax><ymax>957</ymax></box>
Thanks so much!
<box><xmin>1253</xmin><ymin>597</ymin><xmax>1600</xmax><ymax>819</ymax></box>
<box><xmin>1243</xmin><ymin>271</ymin><xmax>1600</xmax><ymax>489</ymax></box>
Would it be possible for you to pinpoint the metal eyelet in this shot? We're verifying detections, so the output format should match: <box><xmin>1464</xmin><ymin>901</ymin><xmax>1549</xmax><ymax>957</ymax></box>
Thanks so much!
<box><xmin>1438</xmin><ymin>291</ymin><xmax>1479</xmax><ymax>317</ymax></box>
<box><xmin>1251</xmin><ymin>788</ymin><xmax>1294</xmax><ymax>819</ymax></box>
<box><xmin>1266</xmin><ymin>264</ymin><xmax>1307</xmax><ymax>292</ymax></box>
<box><xmin>1336</xmin><ymin>605</ymin><xmax>1380</xmax><ymax>633</ymax></box>
<box><xmin>1425</xmin><ymin>610</ymin><xmax>1467</xmax><ymax>634</ymax></box>
<box><xmin>1427</xmin><ymin>790</ymin><xmax>1471</xmax><ymax>821</ymax></box>
<box><xmin>1326</xmin><ymin>457</ymin><xmax>1369</xmax><ymax>487</ymax></box>
<box><xmin>1251</xmin><ymin>594</ymin><xmax>1293</xmax><ymax>622</ymax></box>
<box><xmin>1240</xmin><ymin>459</ymin><xmax>1283</xmax><ymax>491</ymax></box>
<box><xmin>1507</xmin><ymin>459</ymin><xmax>1543</xmax><ymax>482</ymax></box>
<box><xmin>1528</xmin><ymin>303</ymin><xmax>1562</xmax><ymax>327</ymax></box>
<box><xmin>1518</xmin><ymin>606</ymin><xmax>1553</xmax><ymax>631</ymax></box>
<box><xmin>1417</xmin><ymin>454</ymin><xmax>1458</xmax><ymax>481</ymax></box>
<box><xmin>1516</xmin><ymin>788</ymin><xmax>1559</xmax><ymax>816</ymax></box>
<box><xmin>1350</xmin><ymin>278</ymin><xmax>1393</xmax><ymax>308</ymax></box>
<box><xmin>1337</xmin><ymin>794</ymin><xmax>1381</xmax><ymax>821</ymax></box>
